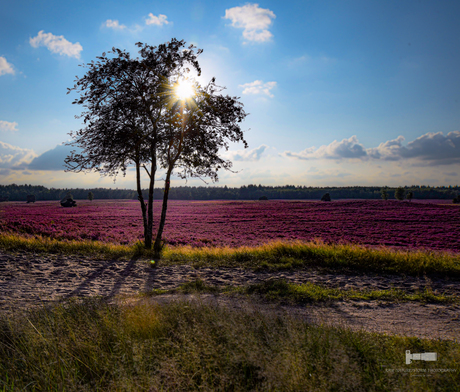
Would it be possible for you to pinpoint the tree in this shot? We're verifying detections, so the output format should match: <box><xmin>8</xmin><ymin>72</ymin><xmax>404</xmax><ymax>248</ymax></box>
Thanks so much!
<box><xmin>88</xmin><ymin>191</ymin><xmax>94</xmax><ymax>201</ymax></box>
<box><xmin>395</xmin><ymin>187</ymin><xmax>405</xmax><ymax>201</ymax></box>
<box><xmin>151</xmin><ymin>77</ymin><xmax>248</xmax><ymax>255</ymax></box>
<box><xmin>381</xmin><ymin>188</ymin><xmax>389</xmax><ymax>200</ymax></box>
<box><xmin>406</xmin><ymin>191</ymin><xmax>413</xmax><ymax>202</ymax></box>
<box><xmin>65</xmin><ymin>39</ymin><xmax>248</xmax><ymax>256</ymax></box>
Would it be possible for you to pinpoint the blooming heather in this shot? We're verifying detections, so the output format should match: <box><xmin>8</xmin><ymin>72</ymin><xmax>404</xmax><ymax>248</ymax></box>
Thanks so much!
<box><xmin>0</xmin><ymin>199</ymin><xmax>459</xmax><ymax>252</ymax></box>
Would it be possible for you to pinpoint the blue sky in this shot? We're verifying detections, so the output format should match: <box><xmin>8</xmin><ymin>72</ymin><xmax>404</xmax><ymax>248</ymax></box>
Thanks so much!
<box><xmin>1</xmin><ymin>0</ymin><xmax>459</xmax><ymax>188</ymax></box>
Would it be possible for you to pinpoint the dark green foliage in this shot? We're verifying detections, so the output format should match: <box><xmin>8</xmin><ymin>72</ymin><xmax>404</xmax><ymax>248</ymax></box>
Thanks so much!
<box><xmin>258</xmin><ymin>195</ymin><xmax>268</xmax><ymax>201</ymax></box>
<box><xmin>395</xmin><ymin>187</ymin><xmax>405</xmax><ymax>201</ymax></box>
<box><xmin>65</xmin><ymin>40</ymin><xmax>248</xmax><ymax>253</ymax></box>
<box><xmin>406</xmin><ymin>191</ymin><xmax>413</xmax><ymax>202</ymax></box>
<box><xmin>88</xmin><ymin>191</ymin><xmax>94</xmax><ymax>201</ymax></box>
<box><xmin>381</xmin><ymin>188</ymin><xmax>389</xmax><ymax>200</ymax></box>
<box><xmin>453</xmin><ymin>196</ymin><xmax>460</xmax><ymax>204</ymax></box>
<box><xmin>2</xmin><ymin>183</ymin><xmax>460</xmax><ymax>201</ymax></box>
<box><xmin>321</xmin><ymin>192</ymin><xmax>331</xmax><ymax>201</ymax></box>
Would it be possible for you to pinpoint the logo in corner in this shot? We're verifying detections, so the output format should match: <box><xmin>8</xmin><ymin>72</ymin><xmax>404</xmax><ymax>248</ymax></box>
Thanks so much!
<box><xmin>406</xmin><ymin>350</ymin><xmax>437</xmax><ymax>365</ymax></box>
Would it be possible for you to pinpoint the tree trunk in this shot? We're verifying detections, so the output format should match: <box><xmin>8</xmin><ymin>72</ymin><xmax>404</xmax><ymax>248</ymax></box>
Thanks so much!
<box><xmin>146</xmin><ymin>147</ymin><xmax>156</xmax><ymax>249</ymax></box>
<box><xmin>153</xmin><ymin>169</ymin><xmax>173</xmax><ymax>258</ymax></box>
<box><xmin>135</xmin><ymin>158</ymin><xmax>150</xmax><ymax>248</ymax></box>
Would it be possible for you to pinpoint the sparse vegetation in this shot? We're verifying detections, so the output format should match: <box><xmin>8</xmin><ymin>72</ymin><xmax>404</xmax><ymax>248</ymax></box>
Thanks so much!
<box><xmin>151</xmin><ymin>278</ymin><xmax>459</xmax><ymax>304</ymax></box>
<box><xmin>1</xmin><ymin>234</ymin><xmax>460</xmax><ymax>278</ymax></box>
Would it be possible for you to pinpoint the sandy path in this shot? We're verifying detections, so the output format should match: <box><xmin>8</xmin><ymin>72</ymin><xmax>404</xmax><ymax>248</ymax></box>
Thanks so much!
<box><xmin>1</xmin><ymin>250</ymin><xmax>459</xmax><ymax>340</ymax></box>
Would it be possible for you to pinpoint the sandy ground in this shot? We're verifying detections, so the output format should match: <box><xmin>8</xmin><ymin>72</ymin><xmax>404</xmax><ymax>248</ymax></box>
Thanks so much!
<box><xmin>1</xmin><ymin>250</ymin><xmax>459</xmax><ymax>341</ymax></box>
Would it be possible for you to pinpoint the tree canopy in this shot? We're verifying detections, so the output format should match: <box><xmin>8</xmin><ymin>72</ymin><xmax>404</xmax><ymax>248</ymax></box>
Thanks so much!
<box><xmin>65</xmin><ymin>39</ymin><xmax>248</xmax><ymax>254</ymax></box>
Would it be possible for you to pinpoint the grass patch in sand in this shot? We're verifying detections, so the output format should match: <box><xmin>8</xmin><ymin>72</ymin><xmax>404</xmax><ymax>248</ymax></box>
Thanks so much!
<box><xmin>161</xmin><ymin>240</ymin><xmax>460</xmax><ymax>278</ymax></box>
<box><xmin>0</xmin><ymin>297</ymin><xmax>458</xmax><ymax>391</ymax></box>
<box><xmin>240</xmin><ymin>279</ymin><xmax>459</xmax><ymax>305</ymax></box>
<box><xmin>1</xmin><ymin>233</ymin><xmax>460</xmax><ymax>278</ymax></box>
<box><xmin>146</xmin><ymin>279</ymin><xmax>459</xmax><ymax>305</ymax></box>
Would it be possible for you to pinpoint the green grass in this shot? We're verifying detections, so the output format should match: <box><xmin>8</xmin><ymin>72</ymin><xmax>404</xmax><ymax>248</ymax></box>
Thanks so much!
<box><xmin>162</xmin><ymin>240</ymin><xmax>460</xmax><ymax>277</ymax></box>
<box><xmin>146</xmin><ymin>278</ymin><xmax>459</xmax><ymax>305</ymax></box>
<box><xmin>240</xmin><ymin>279</ymin><xmax>459</xmax><ymax>304</ymax></box>
<box><xmin>0</xmin><ymin>297</ymin><xmax>459</xmax><ymax>391</ymax></box>
<box><xmin>1</xmin><ymin>233</ymin><xmax>460</xmax><ymax>278</ymax></box>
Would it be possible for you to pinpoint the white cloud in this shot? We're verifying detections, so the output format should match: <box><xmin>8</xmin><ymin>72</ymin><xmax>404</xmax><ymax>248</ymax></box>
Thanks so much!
<box><xmin>226</xmin><ymin>144</ymin><xmax>268</xmax><ymax>162</ymax></box>
<box><xmin>239</xmin><ymin>80</ymin><xmax>277</xmax><ymax>98</ymax></box>
<box><xmin>145</xmin><ymin>13</ymin><xmax>170</xmax><ymax>26</ymax></box>
<box><xmin>29</xmin><ymin>31</ymin><xmax>82</xmax><ymax>59</ymax></box>
<box><xmin>0</xmin><ymin>121</ymin><xmax>18</xmax><ymax>132</ymax></box>
<box><xmin>283</xmin><ymin>131</ymin><xmax>460</xmax><ymax>165</ymax></box>
<box><xmin>0</xmin><ymin>56</ymin><xmax>14</xmax><ymax>76</ymax></box>
<box><xmin>0</xmin><ymin>141</ymin><xmax>36</xmax><ymax>169</ymax></box>
<box><xmin>224</xmin><ymin>3</ymin><xmax>276</xmax><ymax>43</ymax></box>
<box><xmin>102</xmin><ymin>19</ymin><xmax>126</xmax><ymax>30</ymax></box>
<box><xmin>284</xmin><ymin>136</ymin><xmax>367</xmax><ymax>160</ymax></box>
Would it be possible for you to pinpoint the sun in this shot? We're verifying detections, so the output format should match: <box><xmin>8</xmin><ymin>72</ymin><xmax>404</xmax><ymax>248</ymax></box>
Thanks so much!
<box><xmin>175</xmin><ymin>79</ymin><xmax>195</xmax><ymax>100</ymax></box>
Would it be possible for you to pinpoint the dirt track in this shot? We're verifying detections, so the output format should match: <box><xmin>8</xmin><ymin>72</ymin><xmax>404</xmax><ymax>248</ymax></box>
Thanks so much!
<box><xmin>1</xmin><ymin>250</ymin><xmax>459</xmax><ymax>341</ymax></box>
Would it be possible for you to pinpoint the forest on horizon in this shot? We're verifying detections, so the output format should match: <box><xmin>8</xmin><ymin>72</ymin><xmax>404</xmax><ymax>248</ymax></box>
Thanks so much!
<box><xmin>0</xmin><ymin>183</ymin><xmax>459</xmax><ymax>202</ymax></box>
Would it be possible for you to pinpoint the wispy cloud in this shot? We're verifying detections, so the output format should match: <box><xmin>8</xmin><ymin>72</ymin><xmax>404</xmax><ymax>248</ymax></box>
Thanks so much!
<box><xmin>0</xmin><ymin>121</ymin><xmax>18</xmax><ymax>132</ymax></box>
<box><xmin>283</xmin><ymin>131</ymin><xmax>460</xmax><ymax>165</ymax></box>
<box><xmin>102</xmin><ymin>19</ymin><xmax>127</xmax><ymax>30</ymax></box>
<box><xmin>239</xmin><ymin>80</ymin><xmax>276</xmax><ymax>98</ymax></box>
<box><xmin>0</xmin><ymin>56</ymin><xmax>14</xmax><ymax>76</ymax></box>
<box><xmin>145</xmin><ymin>13</ymin><xmax>170</xmax><ymax>26</ymax></box>
<box><xmin>225</xmin><ymin>145</ymin><xmax>268</xmax><ymax>162</ymax></box>
<box><xmin>224</xmin><ymin>3</ymin><xmax>275</xmax><ymax>43</ymax></box>
<box><xmin>29</xmin><ymin>31</ymin><xmax>82</xmax><ymax>59</ymax></box>
<box><xmin>288</xmin><ymin>54</ymin><xmax>337</xmax><ymax>68</ymax></box>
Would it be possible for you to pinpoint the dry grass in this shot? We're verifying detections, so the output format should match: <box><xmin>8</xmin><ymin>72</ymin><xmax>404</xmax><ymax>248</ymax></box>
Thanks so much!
<box><xmin>1</xmin><ymin>234</ymin><xmax>459</xmax><ymax>277</ymax></box>
<box><xmin>1</xmin><ymin>297</ymin><xmax>459</xmax><ymax>391</ymax></box>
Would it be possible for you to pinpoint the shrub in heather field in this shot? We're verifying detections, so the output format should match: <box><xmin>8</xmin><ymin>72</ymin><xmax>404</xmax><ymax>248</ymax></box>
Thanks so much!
<box><xmin>395</xmin><ymin>187</ymin><xmax>405</xmax><ymax>201</ymax></box>
<box><xmin>381</xmin><ymin>188</ymin><xmax>389</xmax><ymax>200</ymax></box>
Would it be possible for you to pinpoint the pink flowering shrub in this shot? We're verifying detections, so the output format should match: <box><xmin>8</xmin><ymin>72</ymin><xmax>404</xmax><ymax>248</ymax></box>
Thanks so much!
<box><xmin>1</xmin><ymin>199</ymin><xmax>459</xmax><ymax>251</ymax></box>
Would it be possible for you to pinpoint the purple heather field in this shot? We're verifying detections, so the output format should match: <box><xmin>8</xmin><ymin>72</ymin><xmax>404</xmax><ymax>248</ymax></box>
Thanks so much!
<box><xmin>0</xmin><ymin>199</ymin><xmax>459</xmax><ymax>252</ymax></box>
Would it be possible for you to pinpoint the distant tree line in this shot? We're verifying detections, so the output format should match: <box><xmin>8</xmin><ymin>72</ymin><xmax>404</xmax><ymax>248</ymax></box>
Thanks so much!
<box><xmin>0</xmin><ymin>183</ymin><xmax>459</xmax><ymax>202</ymax></box>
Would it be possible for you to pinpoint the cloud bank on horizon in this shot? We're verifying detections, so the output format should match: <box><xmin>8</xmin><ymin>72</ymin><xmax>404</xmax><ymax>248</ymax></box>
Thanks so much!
<box><xmin>0</xmin><ymin>1</ymin><xmax>459</xmax><ymax>188</ymax></box>
<box><xmin>283</xmin><ymin>132</ymin><xmax>460</xmax><ymax>165</ymax></box>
